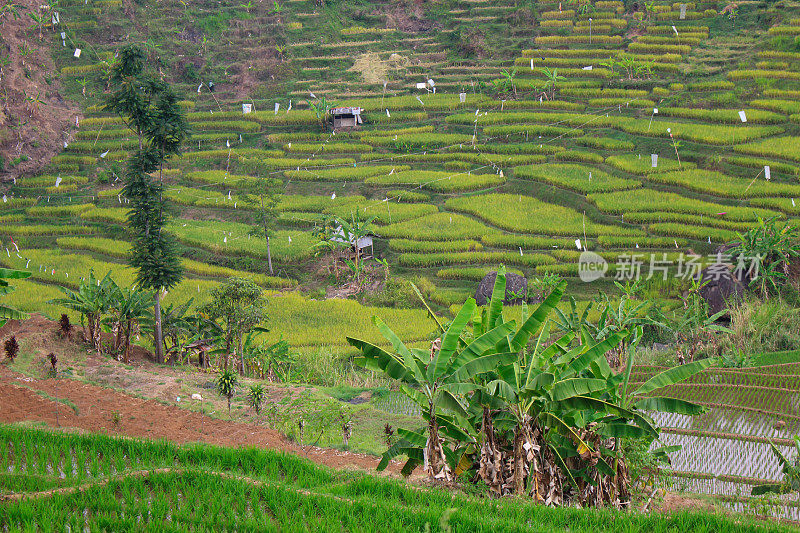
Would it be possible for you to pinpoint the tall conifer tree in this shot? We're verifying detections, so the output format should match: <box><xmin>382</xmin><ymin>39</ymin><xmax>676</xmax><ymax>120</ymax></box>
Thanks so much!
<box><xmin>106</xmin><ymin>45</ymin><xmax>189</xmax><ymax>363</ymax></box>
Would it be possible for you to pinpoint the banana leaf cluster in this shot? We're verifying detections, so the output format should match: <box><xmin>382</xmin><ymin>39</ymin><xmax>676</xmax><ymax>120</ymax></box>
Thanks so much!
<box><xmin>347</xmin><ymin>267</ymin><xmax>714</xmax><ymax>507</ymax></box>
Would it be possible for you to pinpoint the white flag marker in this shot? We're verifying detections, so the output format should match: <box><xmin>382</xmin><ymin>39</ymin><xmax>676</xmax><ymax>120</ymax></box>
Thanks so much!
<box><xmin>73</xmin><ymin>48</ymin><xmax>81</xmax><ymax>58</ymax></box>
<box><xmin>242</xmin><ymin>103</ymin><xmax>252</xmax><ymax>114</ymax></box>
<box><xmin>764</xmin><ymin>165</ymin><xmax>771</xmax><ymax>180</ymax></box>
<box><xmin>55</xmin><ymin>176</ymin><xmax>62</xmax><ymax>188</ymax></box>
<box><xmin>575</xmin><ymin>239</ymin><xmax>582</xmax><ymax>250</ymax></box>
<box><xmin>651</xmin><ymin>154</ymin><xmax>658</xmax><ymax>168</ymax></box>
<box><xmin>739</xmin><ymin>110</ymin><xmax>747</xmax><ymax>123</ymax></box>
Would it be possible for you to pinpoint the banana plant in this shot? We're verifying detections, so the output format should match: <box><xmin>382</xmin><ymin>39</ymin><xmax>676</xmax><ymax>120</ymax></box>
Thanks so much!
<box><xmin>752</xmin><ymin>437</ymin><xmax>800</xmax><ymax>496</ymax></box>
<box><xmin>0</xmin><ymin>267</ymin><xmax>31</xmax><ymax>328</ymax></box>
<box><xmin>538</xmin><ymin>67</ymin><xmax>565</xmax><ymax>100</ymax></box>
<box><xmin>103</xmin><ymin>281</ymin><xmax>153</xmax><ymax>363</ymax></box>
<box><xmin>309</xmin><ymin>96</ymin><xmax>335</xmax><ymax>131</ymax></box>
<box><xmin>348</xmin><ymin>296</ymin><xmax>519</xmax><ymax>481</ymax></box>
<box><xmin>50</xmin><ymin>270</ymin><xmax>116</xmax><ymax>353</ymax></box>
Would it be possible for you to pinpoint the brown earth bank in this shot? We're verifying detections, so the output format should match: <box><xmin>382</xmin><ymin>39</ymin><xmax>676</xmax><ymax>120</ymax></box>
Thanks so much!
<box><xmin>0</xmin><ymin>315</ymin><xmax>399</xmax><ymax>474</ymax></box>
<box><xmin>0</xmin><ymin>0</ymin><xmax>79</xmax><ymax>182</ymax></box>
<box><xmin>0</xmin><ymin>360</ymin><xmax>394</xmax><ymax>474</ymax></box>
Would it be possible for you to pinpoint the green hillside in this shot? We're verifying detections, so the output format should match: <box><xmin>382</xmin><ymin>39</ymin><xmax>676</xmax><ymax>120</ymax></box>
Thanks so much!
<box><xmin>3</xmin><ymin>1</ymin><xmax>800</xmax><ymax>336</ymax></box>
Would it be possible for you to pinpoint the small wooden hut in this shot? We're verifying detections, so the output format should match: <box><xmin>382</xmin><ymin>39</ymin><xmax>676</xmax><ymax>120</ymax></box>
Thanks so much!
<box><xmin>330</xmin><ymin>107</ymin><xmax>363</xmax><ymax>129</ymax></box>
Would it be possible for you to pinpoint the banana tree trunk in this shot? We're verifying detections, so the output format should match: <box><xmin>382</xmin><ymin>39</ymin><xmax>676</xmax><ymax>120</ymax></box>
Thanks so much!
<box><xmin>154</xmin><ymin>292</ymin><xmax>164</xmax><ymax>364</ymax></box>
<box><xmin>478</xmin><ymin>407</ymin><xmax>504</xmax><ymax>495</ymax></box>
<box><xmin>512</xmin><ymin>423</ymin><xmax>528</xmax><ymax>495</ymax></box>
<box><xmin>123</xmin><ymin>320</ymin><xmax>132</xmax><ymax>364</ymax></box>
<box><xmin>424</xmin><ymin>408</ymin><xmax>451</xmax><ymax>482</ymax></box>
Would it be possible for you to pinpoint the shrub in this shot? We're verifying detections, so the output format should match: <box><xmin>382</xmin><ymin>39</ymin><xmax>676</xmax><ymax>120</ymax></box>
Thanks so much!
<box><xmin>4</xmin><ymin>336</ymin><xmax>19</xmax><ymax>360</ymax></box>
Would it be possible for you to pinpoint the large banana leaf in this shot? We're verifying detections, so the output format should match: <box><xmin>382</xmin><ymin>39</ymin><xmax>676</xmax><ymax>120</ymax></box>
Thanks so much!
<box><xmin>549</xmin><ymin>378</ymin><xmax>609</xmax><ymax>402</ymax></box>
<box><xmin>410</xmin><ymin>281</ymin><xmax>446</xmax><ymax>334</ymax></box>
<box><xmin>429</xmin><ymin>298</ymin><xmax>476</xmax><ymax>381</ymax></box>
<box><xmin>486</xmin><ymin>266</ymin><xmax>507</xmax><ymax>330</ymax></box>
<box><xmin>562</xmin><ymin>331</ymin><xmax>628</xmax><ymax>379</ymax></box>
<box><xmin>509</xmin><ymin>280</ymin><xmax>567</xmax><ymax>351</ymax></box>
<box><xmin>595</xmin><ymin>422</ymin><xmax>651</xmax><ymax>439</ymax></box>
<box><xmin>435</xmin><ymin>389</ymin><xmax>468</xmax><ymax>417</ymax></box>
<box><xmin>485</xmin><ymin>379</ymin><xmax>518</xmax><ymax>404</ymax></box>
<box><xmin>450</xmin><ymin>351</ymin><xmax>518</xmax><ymax>382</ymax></box>
<box><xmin>347</xmin><ymin>338</ymin><xmax>412</xmax><ymax>382</ymax></box>
<box><xmin>633</xmin><ymin>357</ymin><xmax>716</xmax><ymax>397</ymax></box>
<box><xmin>400</xmin><ymin>384</ymin><xmax>429</xmax><ymax>410</ymax></box>
<box><xmin>0</xmin><ymin>268</ymin><xmax>32</xmax><ymax>280</ymax></box>
<box><xmin>559</xmin><ymin>396</ymin><xmax>637</xmax><ymax>420</ymax></box>
<box><xmin>635</xmin><ymin>396</ymin><xmax>706</xmax><ymax>415</ymax></box>
<box><xmin>372</xmin><ymin>316</ymin><xmax>426</xmax><ymax>383</ymax></box>
<box><xmin>0</xmin><ymin>304</ymin><xmax>29</xmax><ymax>321</ymax></box>
<box><xmin>449</xmin><ymin>321</ymin><xmax>517</xmax><ymax>369</ymax></box>
<box><xmin>377</xmin><ymin>427</ymin><xmax>426</xmax><ymax>471</ymax></box>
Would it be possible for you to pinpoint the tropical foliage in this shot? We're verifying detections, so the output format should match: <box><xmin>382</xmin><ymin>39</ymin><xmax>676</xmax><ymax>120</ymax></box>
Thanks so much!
<box><xmin>348</xmin><ymin>268</ymin><xmax>713</xmax><ymax>506</ymax></box>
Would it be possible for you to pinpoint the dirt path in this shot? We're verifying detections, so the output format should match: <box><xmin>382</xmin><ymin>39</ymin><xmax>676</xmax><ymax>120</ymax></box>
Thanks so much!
<box><xmin>0</xmin><ymin>364</ymin><xmax>397</xmax><ymax>475</ymax></box>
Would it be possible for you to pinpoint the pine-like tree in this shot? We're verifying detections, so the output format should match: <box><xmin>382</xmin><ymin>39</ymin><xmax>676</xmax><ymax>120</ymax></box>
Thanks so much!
<box><xmin>106</xmin><ymin>45</ymin><xmax>189</xmax><ymax>363</ymax></box>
